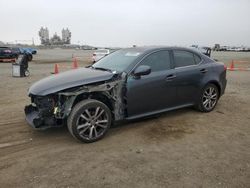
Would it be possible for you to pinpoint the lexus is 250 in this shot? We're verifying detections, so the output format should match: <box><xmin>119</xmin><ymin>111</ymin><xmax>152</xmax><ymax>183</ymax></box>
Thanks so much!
<box><xmin>25</xmin><ymin>47</ymin><xmax>227</xmax><ymax>143</ymax></box>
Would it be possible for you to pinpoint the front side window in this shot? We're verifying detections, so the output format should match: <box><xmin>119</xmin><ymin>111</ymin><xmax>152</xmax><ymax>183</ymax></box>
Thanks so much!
<box><xmin>173</xmin><ymin>50</ymin><xmax>200</xmax><ymax>68</ymax></box>
<box><xmin>139</xmin><ymin>50</ymin><xmax>171</xmax><ymax>72</ymax></box>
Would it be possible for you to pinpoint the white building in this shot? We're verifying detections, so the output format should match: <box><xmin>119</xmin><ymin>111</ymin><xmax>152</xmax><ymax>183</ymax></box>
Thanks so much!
<box><xmin>62</xmin><ymin>28</ymin><xmax>71</xmax><ymax>44</ymax></box>
<box><xmin>38</xmin><ymin>27</ymin><xmax>71</xmax><ymax>45</ymax></box>
<box><xmin>38</xmin><ymin>27</ymin><xmax>50</xmax><ymax>45</ymax></box>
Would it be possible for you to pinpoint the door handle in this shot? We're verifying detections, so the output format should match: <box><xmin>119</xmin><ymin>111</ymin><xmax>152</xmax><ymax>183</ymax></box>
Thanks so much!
<box><xmin>165</xmin><ymin>74</ymin><xmax>176</xmax><ymax>81</ymax></box>
<box><xmin>200</xmin><ymin>68</ymin><xmax>208</xmax><ymax>73</ymax></box>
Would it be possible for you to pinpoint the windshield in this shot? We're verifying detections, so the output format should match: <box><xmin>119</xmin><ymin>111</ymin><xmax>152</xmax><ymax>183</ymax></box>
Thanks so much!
<box><xmin>92</xmin><ymin>49</ymin><xmax>141</xmax><ymax>72</ymax></box>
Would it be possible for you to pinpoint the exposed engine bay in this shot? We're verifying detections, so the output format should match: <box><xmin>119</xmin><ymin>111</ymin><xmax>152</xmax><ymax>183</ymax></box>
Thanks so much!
<box><xmin>25</xmin><ymin>72</ymin><xmax>127</xmax><ymax>129</ymax></box>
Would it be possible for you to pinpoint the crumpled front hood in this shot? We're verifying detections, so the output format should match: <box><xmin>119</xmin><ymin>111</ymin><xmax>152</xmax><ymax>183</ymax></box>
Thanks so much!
<box><xmin>29</xmin><ymin>67</ymin><xmax>114</xmax><ymax>96</ymax></box>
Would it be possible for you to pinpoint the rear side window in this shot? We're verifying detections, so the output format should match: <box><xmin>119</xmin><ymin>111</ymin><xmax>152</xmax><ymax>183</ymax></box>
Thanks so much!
<box><xmin>140</xmin><ymin>50</ymin><xmax>171</xmax><ymax>72</ymax></box>
<box><xmin>194</xmin><ymin>54</ymin><xmax>201</xmax><ymax>64</ymax></box>
<box><xmin>173</xmin><ymin>50</ymin><xmax>201</xmax><ymax>68</ymax></box>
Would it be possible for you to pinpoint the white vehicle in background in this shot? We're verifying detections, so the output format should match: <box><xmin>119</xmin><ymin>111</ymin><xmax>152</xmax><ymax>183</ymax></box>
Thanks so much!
<box><xmin>190</xmin><ymin>46</ymin><xmax>211</xmax><ymax>57</ymax></box>
<box><xmin>92</xmin><ymin>49</ymin><xmax>110</xmax><ymax>63</ymax></box>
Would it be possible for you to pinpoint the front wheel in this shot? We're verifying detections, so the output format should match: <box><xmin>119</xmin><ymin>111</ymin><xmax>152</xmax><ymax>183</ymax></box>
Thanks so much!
<box><xmin>196</xmin><ymin>84</ymin><xmax>219</xmax><ymax>112</ymax></box>
<box><xmin>67</xmin><ymin>99</ymin><xmax>112</xmax><ymax>143</ymax></box>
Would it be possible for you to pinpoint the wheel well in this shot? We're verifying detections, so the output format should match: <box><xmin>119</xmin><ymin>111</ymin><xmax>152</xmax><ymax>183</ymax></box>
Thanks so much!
<box><xmin>207</xmin><ymin>81</ymin><xmax>221</xmax><ymax>97</ymax></box>
<box><xmin>72</xmin><ymin>92</ymin><xmax>113</xmax><ymax>113</ymax></box>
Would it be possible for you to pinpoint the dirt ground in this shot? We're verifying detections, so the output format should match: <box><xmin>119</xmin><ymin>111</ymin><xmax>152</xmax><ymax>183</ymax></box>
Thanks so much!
<box><xmin>0</xmin><ymin>49</ymin><xmax>250</xmax><ymax>188</ymax></box>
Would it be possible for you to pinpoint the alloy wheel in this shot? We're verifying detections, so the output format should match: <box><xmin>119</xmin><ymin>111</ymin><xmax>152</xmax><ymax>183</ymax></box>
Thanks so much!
<box><xmin>202</xmin><ymin>86</ymin><xmax>218</xmax><ymax>110</ymax></box>
<box><xmin>76</xmin><ymin>106</ymin><xmax>108</xmax><ymax>140</ymax></box>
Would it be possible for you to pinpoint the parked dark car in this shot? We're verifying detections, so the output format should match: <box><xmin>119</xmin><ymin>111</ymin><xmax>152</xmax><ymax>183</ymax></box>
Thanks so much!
<box><xmin>10</xmin><ymin>47</ymin><xmax>21</xmax><ymax>58</ymax></box>
<box><xmin>11</xmin><ymin>47</ymin><xmax>34</xmax><ymax>61</ymax></box>
<box><xmin>0</xmin><ymin>47</ymin><xmax>16</xmax><ymax>60</ymax></box>
<box><xmin>22</xmin><ymin>48</ymin><xmax>37</xmax><ymax>55</ymax></box>
<box><xmin>25</xmin><ymin>47</ymin><xmax>227</xmax><ymax>143</ymax></box>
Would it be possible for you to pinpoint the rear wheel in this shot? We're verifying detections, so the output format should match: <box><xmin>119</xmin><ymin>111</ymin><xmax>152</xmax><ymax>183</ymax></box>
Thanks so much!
<box><xmin>67</xmin><ymin>99</ymin><xmax>112</xmax><ymax>143</ymax></box>
<box><xmin>196</xmin><ymin>84</ymin><xmax>219</xmax><ymax>112</ymax></box>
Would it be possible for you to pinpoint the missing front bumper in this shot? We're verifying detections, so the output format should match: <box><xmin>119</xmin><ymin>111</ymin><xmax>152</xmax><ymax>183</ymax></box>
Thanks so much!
<box><xmin>24</xmin><ymin>105</ymin><xmax>56</xmax><ymax>130</ymax></box>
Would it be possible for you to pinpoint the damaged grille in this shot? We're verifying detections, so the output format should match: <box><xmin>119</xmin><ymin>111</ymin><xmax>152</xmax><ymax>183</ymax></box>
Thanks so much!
<box><xmin>25</xmin><ymin>95</ymin><xmax>57</xmax><ymax>128</ymax></box>
<box><xmin>31</xmin><ymin>95</ymin><xmax>55</xmax><ymax>116</ymax></box>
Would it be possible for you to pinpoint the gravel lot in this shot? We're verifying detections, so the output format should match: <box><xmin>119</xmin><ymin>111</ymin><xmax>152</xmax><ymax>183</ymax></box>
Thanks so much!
<box><xmin>0</xmin><ymin>49</ymin><xmax>250</xmax><ymax>187</ymax></box>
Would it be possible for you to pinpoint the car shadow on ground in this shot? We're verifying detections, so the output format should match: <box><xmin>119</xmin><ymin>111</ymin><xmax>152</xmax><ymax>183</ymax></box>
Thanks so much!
<box><xmin>109</xmin><ymin>107</ymin><xmax>197</xmax><ymax>141</ymax></box>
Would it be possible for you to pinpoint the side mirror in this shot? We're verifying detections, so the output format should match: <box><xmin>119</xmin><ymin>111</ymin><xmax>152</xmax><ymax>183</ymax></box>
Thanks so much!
<box><xmin>133</xmin><ymin>65</ymin><xmax>151</xmax><ymax>77</ymax></box>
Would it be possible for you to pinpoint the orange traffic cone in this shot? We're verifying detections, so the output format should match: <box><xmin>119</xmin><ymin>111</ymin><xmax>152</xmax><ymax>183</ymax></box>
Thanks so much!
<box><xmin>54</xmin><ymin>64</ymin><xmax>59</xmax><ymax>74</ymax></box>
<box><xmin>229</xmin><ymin>60</ymin><xmax>234</xmax><ymax>71</ymax></box>
<box><xmin>72</xmin><ymin>58</ymin><xmax>78</xmax><ymax>69</ymax></box>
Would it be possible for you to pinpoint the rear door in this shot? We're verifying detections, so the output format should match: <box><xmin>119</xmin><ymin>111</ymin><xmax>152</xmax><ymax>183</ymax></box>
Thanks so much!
<box><xmin>172</xmin><ymin>50</ymin><xmax>211</xmax><ymax>105</ymax></box>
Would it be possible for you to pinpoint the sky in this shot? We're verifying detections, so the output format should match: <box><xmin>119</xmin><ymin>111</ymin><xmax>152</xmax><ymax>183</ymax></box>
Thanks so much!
<box><xmin>0</xmin><ymin>0</ymin><xmax>250</xmax><ymax>47</ymax></box>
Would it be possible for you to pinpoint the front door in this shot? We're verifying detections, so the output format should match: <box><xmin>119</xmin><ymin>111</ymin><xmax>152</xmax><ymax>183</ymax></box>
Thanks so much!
<box><xmin>126</xmin><ymin>50</ymin><xmax>177</xmax><ymax>117</ymax></box>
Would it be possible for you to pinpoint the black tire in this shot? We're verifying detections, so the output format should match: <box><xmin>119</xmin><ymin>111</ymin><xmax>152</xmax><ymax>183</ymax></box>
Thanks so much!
<box><xmin>67</xmin><ymin>99</ymin><xmax>112</xmax><ymax>143</ymax></box>
<box><xmin>196</xmin><ymin>83</ymin><xmax>219</xmax><ymax>112</ymax></box>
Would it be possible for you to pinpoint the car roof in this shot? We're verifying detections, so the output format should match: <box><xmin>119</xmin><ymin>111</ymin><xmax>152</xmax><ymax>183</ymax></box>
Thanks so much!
<box><xmin>96</xmin><ymin>49</ymin><xmax>109</xmax><ymax>51</ymax></box>
<box><xmin>122</xmin><ymin>46</ymin><xmax>202</xmax><ymax>54</ymax></box>
<box><xmin>123</xmin><ymin>46</ymin><xmax>213</xmax><ymax>64</ymax></box>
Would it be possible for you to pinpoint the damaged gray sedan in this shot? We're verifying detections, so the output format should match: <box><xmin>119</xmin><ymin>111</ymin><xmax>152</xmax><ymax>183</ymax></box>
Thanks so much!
<box><xmin>25</xmin><ymin>47</ymin><xmax>227</xmax><ymax>142</ymax></box>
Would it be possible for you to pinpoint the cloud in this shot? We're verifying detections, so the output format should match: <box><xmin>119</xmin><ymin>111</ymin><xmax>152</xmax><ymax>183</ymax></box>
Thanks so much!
<box><xmin>1</xmin><ymin>0</ymin><xmax>250</xmax><ymax>47</ymax></box>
